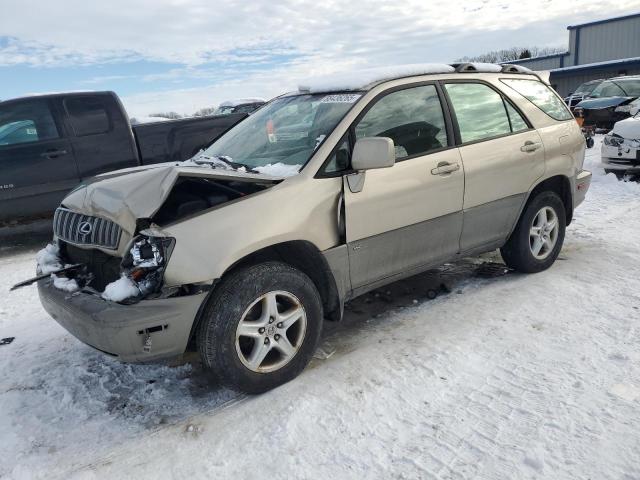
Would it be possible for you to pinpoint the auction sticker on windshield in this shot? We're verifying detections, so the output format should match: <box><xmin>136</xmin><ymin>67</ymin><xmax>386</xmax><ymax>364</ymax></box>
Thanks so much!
<box><xmin>320</xmin><ymin>94</ymin><xmax>362</xmax><ymax>104</ymax></box>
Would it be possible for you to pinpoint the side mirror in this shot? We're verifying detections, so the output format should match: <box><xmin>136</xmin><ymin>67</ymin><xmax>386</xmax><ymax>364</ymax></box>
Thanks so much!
<box><xmin>352</xmin><ymin>137</ymin><xmax>395</xmax><ymax>171</ymax></box>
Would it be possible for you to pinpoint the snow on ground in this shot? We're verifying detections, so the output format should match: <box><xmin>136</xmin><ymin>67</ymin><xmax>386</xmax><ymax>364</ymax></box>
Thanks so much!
<box><xmin>1</xmin><ymin>136</ymin><xmax>640</xmax><ymax>479</ymax></box>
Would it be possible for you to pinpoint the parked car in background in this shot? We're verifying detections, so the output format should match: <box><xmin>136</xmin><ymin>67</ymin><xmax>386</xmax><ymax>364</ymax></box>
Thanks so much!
<box><xmin>215</xmin><ymin>98</ymin><xmax>266</xmax><ymax>115</ymax></box>
<box><xmin>574</xmin><ymin>76</ymin><xmax>640</xmax><ymax>129</ymax></box>
<box><xmin>0</xmin><ymin>92</ymin><xmax>246</xmax><ymax>224</ymax></box>
<box><xmin>564</xmin><ymin>79</ymin><xmax>602</xmax><ymax>110</ymax></box>
<box><xmin>26</xmin><ymin>63</ymin><xmax>591</xmax><ymax>394</ymax></box>
<box><xmin>602</xmin><ymin>104</ymin><xmax>640</xmax><ymax>178</ymax></box>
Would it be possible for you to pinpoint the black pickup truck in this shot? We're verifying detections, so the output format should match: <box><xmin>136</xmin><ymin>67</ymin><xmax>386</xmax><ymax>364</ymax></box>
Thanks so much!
<box><xmin>0</xmin><ymin>91</ymin><xmax>246</xmax><ymax>224</ymax></box>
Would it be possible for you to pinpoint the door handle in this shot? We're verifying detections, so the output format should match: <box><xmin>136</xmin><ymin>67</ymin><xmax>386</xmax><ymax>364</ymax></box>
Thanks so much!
<box><xmin>520</xmin><ymin>141</ymin><xmax>542</xmax><ymax>153</ymax></box>
<box><xmin>431</xmin><ymin>162</ymin><xmax>460</xmax><ymax>176</ymax></box>
<box><xmin>40</xmin><ymin>149</ymin><xmax>68</xmax><ymax>158</ymax></box>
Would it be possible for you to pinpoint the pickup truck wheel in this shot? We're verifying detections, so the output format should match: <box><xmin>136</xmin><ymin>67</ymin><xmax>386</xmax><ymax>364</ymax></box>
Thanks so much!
<box><xmin>500</xmin><ymin>191</ymin><xmax>566</xmax><ymax>273</ymax></box>
<box><xmin>197</xmin><ymin>262</ymin><xmax>323</xmax><ymax>394</ymax></box>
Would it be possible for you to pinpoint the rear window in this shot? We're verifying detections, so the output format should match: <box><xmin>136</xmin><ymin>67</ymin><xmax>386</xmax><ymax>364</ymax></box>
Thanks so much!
<box><xmin>501</xmin><ymin>79</ymin><xmax>573</xmax><ymax>121</ymax></box>
<box><xmin>64</xmin><ymin>97</ymin><xmax>111</xmax><ymax>136</ymax></box>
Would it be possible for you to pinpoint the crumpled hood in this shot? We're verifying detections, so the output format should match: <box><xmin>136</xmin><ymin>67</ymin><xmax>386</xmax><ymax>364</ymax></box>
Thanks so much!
<box><xmin>576</xmin><ymin>96</ymin><xmax>633</xmax><ymax>110</ymax></box>
<box><xmin>62</xmin><ymin>164</ymin><xmax>283</xmax><ymax>234</ymax></box>
<box><xmin>611</xmin><ymin>115</ymin><xmax>640</xmax><ymax>140</ymax></box>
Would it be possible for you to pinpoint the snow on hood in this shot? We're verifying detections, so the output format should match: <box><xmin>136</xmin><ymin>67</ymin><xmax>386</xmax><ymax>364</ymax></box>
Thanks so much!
<box><xmin>62</xmin><ymin>164</ymin><xmax>284</xmax><ymax>234</ymax></box>
<box><xmin>611</xmin><ymin>115</ymin><xmax>640</xmax><ymax>140</ymax></box>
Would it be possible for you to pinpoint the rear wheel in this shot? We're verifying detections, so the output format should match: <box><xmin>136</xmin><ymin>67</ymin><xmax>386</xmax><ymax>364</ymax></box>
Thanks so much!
<box><xmin>500</xmin><ymin>191</ymin><xmax>566</xmax><ymax>273</ymax></box>
<box><xmin>197</xmin><ymin>262</ymin><xmax>323</xmax><ymax>394</ymax></box>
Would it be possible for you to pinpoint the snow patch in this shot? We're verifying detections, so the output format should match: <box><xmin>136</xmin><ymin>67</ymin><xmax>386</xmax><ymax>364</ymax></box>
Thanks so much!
<box><xmin>51</xmin><ymin>274</ymin><xmax>79</xmax><ymax>293</ymax></box>
<box><xmin>254</xmin><ymin>163</ymin><xmax>301</xmax><ymax>177</ymax></box>
<box><xmin>36</xmin><ymin>243</ymin><xmax>63</xmax><ymax>275</ymax></box>
<box><xmin>219</xmin><ymin>98</ymin><xmax>266</xmax><ymax>107</ymax></box>
<box><xmin>298</xmin><ymin>63</ymin><xmax>455</xmax><ymax>93</ymax></box>
<box><xmin>101</xmin><ymin>275</ymin><xmax>139</xmax><ymax>302</ymax></box>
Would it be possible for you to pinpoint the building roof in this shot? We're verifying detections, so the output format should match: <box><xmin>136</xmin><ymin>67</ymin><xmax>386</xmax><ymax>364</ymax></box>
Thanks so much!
<box><xmin>567</xmin><ymin>12</ymin><xmax>640</xmax><ymax>30</ymax></box>
<box><xmin>549</xmin><ymin>57</ymin><xmax>640</xmax><ymax>76</ymax></box>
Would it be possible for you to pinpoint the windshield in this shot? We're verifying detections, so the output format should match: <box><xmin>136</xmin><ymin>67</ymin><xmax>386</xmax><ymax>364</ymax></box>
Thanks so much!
<box><xmin>590</xmin><ymin>79</ymin><xmax>640</xmax><ymax>98</ymax></box>
<box><xmin>574</xmin><ymin>81</ymin><xmax>600</xmax><ymax>95</ymax></box>
<box><xmin>200</xmin><ymin>93</ymin><xmax>361</xmax><ymax>174</ymax></box>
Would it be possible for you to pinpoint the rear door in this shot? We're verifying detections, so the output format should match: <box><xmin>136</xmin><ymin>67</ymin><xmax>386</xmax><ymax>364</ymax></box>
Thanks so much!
<box><xmin>442</xmin><ymin>81</ymin><xmax>545</xmax><ymax>252</ymax></box>
<box><xmin>62</xmin><ymin>94</ymin><xmax>139</xmax><ymax>178</ymax></box>
<box><xmin>343</xmin><ymin>83</ymin><xmax>464</xmax><ymax>290</ymax></box>
<box><xmin>0</xmin><ymin>98</ymin><xmax>77</xmax><ymax>221</ymax></box>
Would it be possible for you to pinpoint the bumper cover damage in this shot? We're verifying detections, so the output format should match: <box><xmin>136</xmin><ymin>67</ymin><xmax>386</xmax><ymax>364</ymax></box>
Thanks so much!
<box><xmin>38</xmin><ymin>278</ymin><xmax>207</xmax><ymax>362</ymax></box>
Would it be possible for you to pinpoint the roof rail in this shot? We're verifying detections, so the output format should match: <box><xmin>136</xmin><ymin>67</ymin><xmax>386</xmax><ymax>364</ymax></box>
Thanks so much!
<box><xmin>451</xmin><ymin>63</ymin><xmax>503</xmax><ymax>73</ymax></box>
<box><xmin>501</xmin><ymin>64</ymin><xmax>532</xmax><ymax>74</ymax></box>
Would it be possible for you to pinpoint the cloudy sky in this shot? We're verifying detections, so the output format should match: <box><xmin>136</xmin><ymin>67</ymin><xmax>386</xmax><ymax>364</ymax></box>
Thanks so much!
<box><xmin>1</xmin><ymin>0</ymin><xmax>639</xmax><ymax>116</ymax></box>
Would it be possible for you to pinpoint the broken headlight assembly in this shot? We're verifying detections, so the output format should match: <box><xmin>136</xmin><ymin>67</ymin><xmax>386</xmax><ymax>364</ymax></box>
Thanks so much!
<box><xmin>603</xmin><ymin>134</ymin><xmax>624</xmax><ymax>147</ymax></box>
<box><xmin>122</xmin><ymin>236</ymin><xmax>175</xmax><ymax>298</ymax></box>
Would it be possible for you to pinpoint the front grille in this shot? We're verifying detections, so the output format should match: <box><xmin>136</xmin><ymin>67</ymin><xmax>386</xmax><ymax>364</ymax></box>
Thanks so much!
<box><xmin>53</xmin><ymin>207</ymin><xmax>122</xmax><ymax>250</ymax></box>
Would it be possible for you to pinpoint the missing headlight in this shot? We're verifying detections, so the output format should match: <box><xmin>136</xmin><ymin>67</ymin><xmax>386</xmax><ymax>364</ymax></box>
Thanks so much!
<box><xmin>108</xmin><ymin>236</ymin><xmax>176</xmax><ymax>302</ymax></box>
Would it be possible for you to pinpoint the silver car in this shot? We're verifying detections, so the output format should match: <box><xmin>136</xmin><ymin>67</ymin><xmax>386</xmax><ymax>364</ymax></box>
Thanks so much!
<box><xmin>33</xmin><ymin>63</ymin><xmax>592</xmax><ymax>393</ymax></box>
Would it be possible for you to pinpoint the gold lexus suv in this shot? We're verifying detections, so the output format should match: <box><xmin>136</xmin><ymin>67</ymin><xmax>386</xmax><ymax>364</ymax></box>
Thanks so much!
<box><xmin>30</xmin><ymin>63</ymin><xmax>592</xmax><ymax>393</ymax></box>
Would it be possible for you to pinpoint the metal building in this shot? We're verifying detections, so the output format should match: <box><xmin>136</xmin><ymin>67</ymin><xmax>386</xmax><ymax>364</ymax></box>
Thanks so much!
<box><xmin>504</xmin><ymin>13</ymin><xmax>640</xmax><ymax>96</ymax></box>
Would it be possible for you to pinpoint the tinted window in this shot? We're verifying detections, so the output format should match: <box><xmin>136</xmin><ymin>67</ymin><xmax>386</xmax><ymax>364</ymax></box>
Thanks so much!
<box><xmin>65</xmin><ymin>97</ymin><xmax>111</xmax><ymax>136</ymax></box>
<box><xmin>0</xmin><ymin>100</ymin><xmax>59</xmax><ymax>146</ymax></box>
<box><xmin>505</xmin><ymin>101</ymin><xmax>529</xmax><ymax>132</ymax></box>
<box><xmin>501</xmin><ymin>79</ymin><xmax>573</xmax><ymax>121</ymax></box>
<box><xmin>355</xmin><ymin>85</ymin><xmax>447</xmax><ymax>160</ymax></box>
<box><xmin>445</xmin><ymin>83</ymin><xmax>511</xmax><ymax>143</ymax></box>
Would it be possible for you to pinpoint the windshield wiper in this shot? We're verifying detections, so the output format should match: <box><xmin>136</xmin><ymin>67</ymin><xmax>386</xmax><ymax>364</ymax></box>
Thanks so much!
<box><xmin>192</xmin><ymin>155</ymin><xmax>259</xmax><ymax>173</ymax></box>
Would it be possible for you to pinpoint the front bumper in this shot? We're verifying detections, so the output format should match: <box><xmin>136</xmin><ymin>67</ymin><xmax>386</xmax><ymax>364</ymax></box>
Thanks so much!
<box><xmin>38</xmin><ymin>277</ymin><xmax>207</xmax><ymax>362</ymax></box>
<box><xmin>601</xmin><ymin>145</ymin><xmax>640</xmax><ymax>172</ymax></box>
<box><xmin>574</xmin><ymin>170</ymin><xmax>592</xmax><ymax>209</ymax></box>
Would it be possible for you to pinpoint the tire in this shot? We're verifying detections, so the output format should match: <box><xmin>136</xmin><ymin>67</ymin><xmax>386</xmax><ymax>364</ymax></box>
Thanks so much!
<box><xmin>197</xmin><ymin>261</ymin><xmax>323</xmax><ymax>394</ymax></box>
<box><xmin>500</xmin><ymin>191</ymin><xmax>566</xmax><ymax>274</ymax></box>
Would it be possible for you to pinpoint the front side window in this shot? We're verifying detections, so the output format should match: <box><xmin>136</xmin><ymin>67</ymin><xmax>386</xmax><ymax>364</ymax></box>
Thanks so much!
<box><xmin>501</xmin><ymin>78</ymin><xmax>573</xmax><ymax>121</ymax></box>
<box><xmin>445</xmin><ymin>83</ymin><xmax>512</xmax><ymax>143</ymax></box>
<box><xmin>0</xmin><ymin>100</ymin><xmax>59</xmax><ymax>147</ymax></box>
<box><xmin>64</xmin><ymin>97</ymin><xmax>111</xmax><ymax>137</ymax></box>
<box><xmin>202</xmin><ymin>93</ymin><xmax>360</xmax><ymax>174</ymax></box>
<box><xmin>355</xmin><ymin>85</ymin><xmax>447</xmax><ymax>160</ymax></box>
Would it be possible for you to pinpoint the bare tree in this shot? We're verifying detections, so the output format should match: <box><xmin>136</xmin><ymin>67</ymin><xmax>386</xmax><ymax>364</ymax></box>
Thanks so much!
<box><xmin>457</xmin><ymin>46</ymin><xmax>565</xmax><ymax>63</ymax></box>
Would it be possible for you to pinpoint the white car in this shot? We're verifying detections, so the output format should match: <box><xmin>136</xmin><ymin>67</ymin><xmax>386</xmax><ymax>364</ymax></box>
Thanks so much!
<box><xmin>602</xmin><ymin>103</ymin><xmax>640</xmax><ymax>178</ymax></box>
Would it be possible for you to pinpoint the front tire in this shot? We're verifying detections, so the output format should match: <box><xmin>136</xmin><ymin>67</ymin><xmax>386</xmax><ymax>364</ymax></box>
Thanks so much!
<box><xmin>197</xmin><ymin>262</ymin><xmax>323</xmax><ymax>394</ymax></box>
<box><xmin>500</xmin><ymin>191</ymin><xmax>566</xmax><ymax>273</ymax></box>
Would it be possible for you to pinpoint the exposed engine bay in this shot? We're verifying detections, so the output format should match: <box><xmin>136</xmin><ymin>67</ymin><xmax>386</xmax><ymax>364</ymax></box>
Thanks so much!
<box><xmin>152</xmin><ymin>176</ymin><xmax>273</xmax><ymax>225</ymax></box>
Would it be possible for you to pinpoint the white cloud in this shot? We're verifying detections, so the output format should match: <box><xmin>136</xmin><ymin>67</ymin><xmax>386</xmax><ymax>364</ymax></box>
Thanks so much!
<box><xmin>2</xmin><ymin>0</ymin><xmax>639</xmax><ymax>114</ymax></box>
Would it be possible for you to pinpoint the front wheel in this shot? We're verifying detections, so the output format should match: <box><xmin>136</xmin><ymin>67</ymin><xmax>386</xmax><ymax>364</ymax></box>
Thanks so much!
<box><xmin>197</xmin><ymin>262</ymin><xmax>323</xmax><ymax>394</ymax></box>
<box><xmin>500</xmin><ymin>191</ymin><xmax>566</xmax><ymax>273</ymax></box>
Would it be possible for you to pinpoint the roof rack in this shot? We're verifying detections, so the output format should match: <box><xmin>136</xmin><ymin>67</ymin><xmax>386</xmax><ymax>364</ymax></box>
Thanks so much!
<box><xmin>500</xmin><ymin>64</ymin><xmax>532</xmax><ymax>74</ymax></box>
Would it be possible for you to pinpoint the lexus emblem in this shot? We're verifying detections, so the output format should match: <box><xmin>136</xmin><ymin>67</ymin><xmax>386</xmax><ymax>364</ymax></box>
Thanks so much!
<box><xmin>77</xmin><ymin>221</ymin><xmax>93</xmax><ymax>235</ymax></box>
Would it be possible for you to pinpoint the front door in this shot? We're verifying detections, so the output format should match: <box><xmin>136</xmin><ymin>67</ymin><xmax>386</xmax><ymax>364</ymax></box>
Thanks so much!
<box><xmin>0</xmin><ymin>98</ymin><xmax>77</xmax><ymax>221</ymax></box>
<box><xmin>443</xmin><ymin>82</ymin><xmax>545</xmax><ymax>252</ymax></box>
<box><xmin>343</xmin><ymin>84</ymin><xmax>465</xmax><ymax>290</ymax></box>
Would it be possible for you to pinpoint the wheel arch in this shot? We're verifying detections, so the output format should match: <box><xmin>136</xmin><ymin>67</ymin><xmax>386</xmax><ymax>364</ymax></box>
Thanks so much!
<box><xmin>526</xmin><ymin>175</ymin><xmax>573</xmax><ymax>225</ymax></box>
<box><xmin>188</xmin><ymin>240</ymin><xmax>343</xmax><ymax>346</ymax></box>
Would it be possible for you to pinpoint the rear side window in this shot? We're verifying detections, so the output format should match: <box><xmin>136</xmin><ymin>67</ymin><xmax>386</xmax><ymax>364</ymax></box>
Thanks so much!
<box><xmin>505</xmin><ymin>102</ymin><xmax>529</xmax><ymax>132</ymax></box>
<box><xmin>355</xmin><ymin>85</ymin><xmax>447</xmax><ymax>160</ymax></box>
<box><xmin>0</xmin><ymin>100</ymin><xmax>59</xmax><ymax>146</ymax></box>
<box><xmin>64</xmin><ymin>97</ymin><xmax>111</xmax><ymax>136</ymax></box>
<box><xmin>501</xmin><ymin>79</ymin><xmax>573</xmax><ymax>121</ymax></box>
<box><xmin>444</xmin><ymin>83</ymin><xmax>512</xmax><ymax>143</ymax></box>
